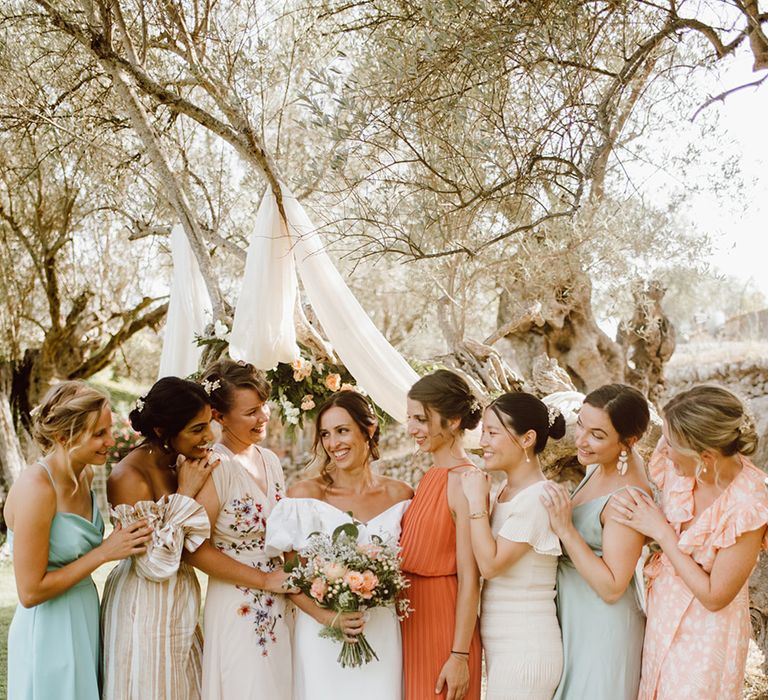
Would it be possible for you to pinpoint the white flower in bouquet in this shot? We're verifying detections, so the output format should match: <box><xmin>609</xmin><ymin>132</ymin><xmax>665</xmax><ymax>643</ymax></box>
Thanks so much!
<box><xmin>286</xmin><ymin>522</ymin><xmax>410</xmax><ymax>668</ymax></box>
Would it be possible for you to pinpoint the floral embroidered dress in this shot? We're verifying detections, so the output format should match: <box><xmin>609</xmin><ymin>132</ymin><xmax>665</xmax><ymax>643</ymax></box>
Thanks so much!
<box><xmin>201</xmin><ymin>444</ymin><xmax>291</xmax><ymax>700</ymax></box>
<box><xmin>640</xmin><ymin>448</ymin><xmax>768</xmax><ymax>699</ymax></box>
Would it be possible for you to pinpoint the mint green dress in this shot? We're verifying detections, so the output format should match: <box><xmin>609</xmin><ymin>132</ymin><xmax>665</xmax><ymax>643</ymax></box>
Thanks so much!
<box><xmin>7</xmin><ymin>466</ymin><xmax>105</xmax><ymax>700</ymax></box>
<box><xmin>553</xmin><ymin>466</ymin><xmax>646</xmax><ymax>700</ymax></box>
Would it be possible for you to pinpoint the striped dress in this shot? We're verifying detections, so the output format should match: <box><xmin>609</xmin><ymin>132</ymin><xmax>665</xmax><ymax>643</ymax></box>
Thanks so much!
<box><xmin>101</xmin><ymin>493</ymin><xmax>210</xmax><ymax>700</ymax></box>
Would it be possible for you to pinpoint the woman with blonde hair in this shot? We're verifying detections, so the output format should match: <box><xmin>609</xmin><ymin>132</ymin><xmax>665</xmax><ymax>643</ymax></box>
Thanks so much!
<box><xmin>265</xmin><ymin>389</ymin><xmax>413</xmax><ymax>700</ymax></box>
<box><xmin>5</xmin><ymin>381</ymin><xmax>151</xmax><ymax>700</ymax></box>
<box><xmin>614</xmin><ymin>385</ymin><xmax>768</xmax><ymax>699</ymax></box>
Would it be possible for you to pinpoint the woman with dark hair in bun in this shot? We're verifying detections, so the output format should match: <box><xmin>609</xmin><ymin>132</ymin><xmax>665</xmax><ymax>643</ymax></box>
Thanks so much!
<box><xmin>541</xmin><ymin>383</ymin><xmax>652</xmax><ymax>700</ymax></box>
<box><xmin>101</xmin><ymin>376</ymin><xmax>218</xmax><ymax>700</ymax></box>
<box><xmin>400</xmin><ymin>369</ymin><xmax>484</xmax><ymax>700</ymax></box>
<box><xmin>613</xmin><ymin>385</ymin><xmax>768</xmax><ymax>699</ymax></box>
<box><xmin>461</xmin><ymin>393</ymin><xmax>566</xmax><ymax>699</ymax></box>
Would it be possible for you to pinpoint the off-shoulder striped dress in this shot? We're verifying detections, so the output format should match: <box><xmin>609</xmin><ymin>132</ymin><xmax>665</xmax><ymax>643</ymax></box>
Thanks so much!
<box><xmin>101</xmin><ymin>493</ymin><xmax>210</xmax><ymax>700</ymax></box>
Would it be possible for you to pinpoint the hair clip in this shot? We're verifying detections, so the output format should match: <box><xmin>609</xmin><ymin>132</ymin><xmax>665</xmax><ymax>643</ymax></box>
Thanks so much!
<box><xmin>547</xmin><ymin>405</ymin><xmax>561</xmax><ymax>427</ymax></box>
<box><xmin>469</xmin><ymin>399</ymin><xmax>481</xmax><ymax>413</ymax></box>
<box><xmin>29</xmin><ymin>404</ymin><xmax>42</xmax><ymax>419</ymax></box>
<box><xmin>201</xmin><ymin>379</ymin><xmax>221</xmax><ymax>395</ymax></box>
<box><xmin>134</xmin><ymin>397</ymin><xmax>145</xmax><ymax>412</ymax></box>
<box><xmin>738</xmin><ymin>411</ymin><xmax>753</xmax><ymax>435</ymax></box>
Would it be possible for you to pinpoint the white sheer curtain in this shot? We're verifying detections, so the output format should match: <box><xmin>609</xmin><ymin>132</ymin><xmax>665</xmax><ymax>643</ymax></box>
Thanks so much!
<box><xmin>158</xmin><ymin>224</ymin><xmax>212</xmax><ymax>379</ymax></box>
<box><xmin>229</xmin><ymin>189</ymin><xmax>300</xmax><ymax>369</ymax></box>
<box><xmin>230</xmin><ymin>185</ymin><xmax>419</xmax><ymax>423</ymax></box>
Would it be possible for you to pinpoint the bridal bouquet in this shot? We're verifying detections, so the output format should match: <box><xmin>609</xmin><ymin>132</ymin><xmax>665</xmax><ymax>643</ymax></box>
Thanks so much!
<box><xmin>285</xmin><ymin>521</ymin><xmax>410</xmax><ymax>668</ymax></box>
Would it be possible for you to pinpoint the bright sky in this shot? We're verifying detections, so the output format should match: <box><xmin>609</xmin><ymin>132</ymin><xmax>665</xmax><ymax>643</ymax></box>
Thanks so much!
<box><xmin>668</xmin><ymin>53</ymin><xmax>767</xmax><ymax>297</ymax></box>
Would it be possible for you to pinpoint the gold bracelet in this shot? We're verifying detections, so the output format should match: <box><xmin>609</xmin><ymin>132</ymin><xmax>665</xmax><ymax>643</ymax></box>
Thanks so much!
<box><xmin>468</xmin><ymin>509</ymin><xmax>488</xmax><ymax>520</ymax></box>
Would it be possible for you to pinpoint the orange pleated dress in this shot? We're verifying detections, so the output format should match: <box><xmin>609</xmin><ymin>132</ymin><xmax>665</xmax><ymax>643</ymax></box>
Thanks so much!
<box><xmin>399</xmin><ymin>466</ymin><xmax>482</xmax><ymax>700</ymax></box>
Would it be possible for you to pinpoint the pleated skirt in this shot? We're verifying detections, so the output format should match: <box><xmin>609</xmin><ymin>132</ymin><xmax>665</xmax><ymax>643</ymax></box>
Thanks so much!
<box><xmin>401</xmin><ymin>573</ymin><xmax>481</xmax><ymax>700</ymax></box>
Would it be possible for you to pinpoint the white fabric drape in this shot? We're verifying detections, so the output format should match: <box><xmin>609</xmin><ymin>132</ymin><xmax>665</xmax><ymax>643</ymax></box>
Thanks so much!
<box><xmin>229</xmin><ymin>191</ymin><xmax>300</xmax><ymax>369</ymax></box>
<box><xmin>230</xmin><ymin>185</ymin><xmax>418</xmax><ymax>423</ymax></box>
<box><xmin>157</xmin><ymin>224</ymin><xmax>212</xmax><ymax>379</ymax></box>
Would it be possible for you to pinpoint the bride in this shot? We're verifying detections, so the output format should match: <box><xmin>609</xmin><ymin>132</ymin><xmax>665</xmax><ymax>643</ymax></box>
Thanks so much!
<box><xmin>266</xmin><ymin>390</ymin><xmax>413</xmax><ymax>699</ymax></box>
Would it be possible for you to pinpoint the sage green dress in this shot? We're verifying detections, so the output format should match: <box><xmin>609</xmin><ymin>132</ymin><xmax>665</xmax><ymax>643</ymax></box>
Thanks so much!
<box><xmin>553</xmin><ymin>466</ymin><xmax>646</xmax><ymax>700</ymax></box>
<box><xmin>7</xmin><ymin>465</ymin><xmax>104</xmax><ymax>700</ymax></box>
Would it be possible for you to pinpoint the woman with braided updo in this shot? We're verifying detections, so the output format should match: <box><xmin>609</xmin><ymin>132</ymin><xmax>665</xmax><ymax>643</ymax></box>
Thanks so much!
<box><xmin>613</xmin><ymin>385</ymin><xmax>768</xmax><ymax>699</ymax></box>
<box><xmin>5</xmin><ymin>381</ymin><xmax>151</xmax><ymax>700</ymax></box>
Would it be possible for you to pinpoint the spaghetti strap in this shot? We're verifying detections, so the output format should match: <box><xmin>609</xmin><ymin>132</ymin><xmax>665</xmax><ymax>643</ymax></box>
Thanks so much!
<box><xmin>36</xmin><ymin>459</ymin><xmax>55</xmax><ymax>487</ymax></box>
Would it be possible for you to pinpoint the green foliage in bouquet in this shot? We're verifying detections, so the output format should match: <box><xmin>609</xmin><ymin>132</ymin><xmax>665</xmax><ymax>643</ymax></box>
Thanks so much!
<box><xmin>195</xmin><ymin>324</ymin><xmax>392</xmax><ymax>433</ymax></box>
<box><xmin>285</xmin><ymin>520</ymin><xmax>411</xmax><ymax>668</ymax></box>
<box><xmin>266</xmin><ymin>356</ymin><xmax>361</xmax><ymax>433</ymax></box>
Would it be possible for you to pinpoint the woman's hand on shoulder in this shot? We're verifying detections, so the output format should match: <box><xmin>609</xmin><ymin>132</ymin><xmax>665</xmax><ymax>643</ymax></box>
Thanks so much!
<box><xmin>610</xmin><ymin>488</ymin><xmax>670</xmax><ymax>542</ymax></box>
<box><xmin>176</xmin><ymin>451</ymin><xmax>219</xmax><ymax>498</ymax></box>
<box><xmin>540</xmin><ymin>482</ymin><xmax>574</xmax><ymax>538</ymax></box>
<box><xmin>461</xmin><ymin>469</ymin><xmax>490</xmax><ymax>511</ymax></box>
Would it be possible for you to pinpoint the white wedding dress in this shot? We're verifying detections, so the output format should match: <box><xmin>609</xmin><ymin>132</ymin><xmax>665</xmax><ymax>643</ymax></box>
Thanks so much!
<box><xmin>265</xmin><ymin>497</ymin><xmax>410</xmax><ymax>700</ymax></box>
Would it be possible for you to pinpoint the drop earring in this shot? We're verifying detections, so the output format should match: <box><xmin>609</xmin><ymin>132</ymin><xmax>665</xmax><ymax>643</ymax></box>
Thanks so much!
<box><xmin>617</xmin><ymin>449</ymin><xmax>629</xmax><ymax>476</ymax></box>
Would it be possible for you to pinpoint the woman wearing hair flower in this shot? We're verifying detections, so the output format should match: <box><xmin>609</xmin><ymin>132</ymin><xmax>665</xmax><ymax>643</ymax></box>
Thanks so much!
<box><xmin>101</xmin><ymin>377</ymin><xmax>219</xmax><ymax>699</ymax></box>
<box><xmin>265</xmin><ymin>389</ymin><xmax>413</xmax><ymax>700</ymax></box>
<box><xmin>461</xmin><ymin>393</ymin><xmax>566</xmax><ymax>699</ymax></box>
<box><xmin>613</xmin><ymin>385</ymin><xmax>768</xmax><ymax>699</ymax></box>
<box><xmin>188</xmin><ymin>359</ymin><xmax>295</xmax><ymax>700</ymax></box>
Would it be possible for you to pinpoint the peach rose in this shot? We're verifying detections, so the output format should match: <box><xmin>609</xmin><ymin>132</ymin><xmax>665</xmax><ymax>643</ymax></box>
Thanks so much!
<box><xmin>292</xmin><ymin>358</ymin><xmax>312</xmax><ymax>382</ymax></box>
<box><xmin>324</xmin><ymin>373</ymin><xmax>342</xmax><ymax>391</ymax></box>
<box><xmin>310</xmin><ymin>577</ymin><xmax>328</xmax><ymax>602</ymax></box>
<box><xmin>360</xmin><ymin>570</ymin><xmax>379</xmax><ymax>599</ymax></box>
<box><xmin>340</xmin><ymin>383</ymin><xmax>355</xmax><ymax>392</ymax></box>
<box><xmin>323</xmin><ymin>561</ymin><xmax>348</xmax><ymax>581</ymax></box>
<box><xmin>357</xmin><ymin>543</ymin><xmax>383</xmax><ymax>559</ymax></box>
<box><xmin>343</xmin><ymin>570</ymin><xmax>365</xmax><ymax>593</ymax></box>
<box><xmin>300</xmin><ymin>394</ymin><xmax>315</xmax><ymax>411</ymax></box>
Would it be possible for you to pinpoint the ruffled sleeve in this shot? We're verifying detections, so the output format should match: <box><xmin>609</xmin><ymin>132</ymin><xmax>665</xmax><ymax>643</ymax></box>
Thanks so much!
<box><xmin>497</xmin><ymin>484</ymin><xmax>561</xmax><ymax>556</ymax></box>
<box><xmin>647</xmin><ymin>440</ymin><xmax>669</xmax><ymax>489</ymax></box>
<box><xmin>111</xmin><ymin>493</ymin><xmax>210</xmax><ymax>582</ymax></box>
<box><xmin>712</xmin><ymin>461</ymin><xmax>768</xmax><ymax>551</ymax></box>
<box><xmin>677</xmin><ymin>459</ymin><xmax>768</xmax><ymax>562</ymax></box>
<box><xmin>264</xmin><ymin>498</ymin><xmax>319</xmax><ymax>557</ymax></box>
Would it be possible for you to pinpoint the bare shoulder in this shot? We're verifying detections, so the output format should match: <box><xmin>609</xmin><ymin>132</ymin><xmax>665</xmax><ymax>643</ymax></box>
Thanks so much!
<box><xmin>5</xmin><ymin>464</ymin><xmax>56</xmax><ymax>523</ymax></box>
<box><xmin>448</xmin><ymin>463</ymin><xmax>479</xmax><ymax>477</ymax></box>
<box><xmin>379</xmin><ymin>475</ymin><xmax>414</xmax><ymax>501</ymax></box>
<box><xmin>287</xmin><ymin>477</ymin><xmax>325</xmax><ymax>499</ymax></box>
<box><xmin>107</xmin><ymin>456</ymin><xmax>153</xmax><ymax>505</ymax></box>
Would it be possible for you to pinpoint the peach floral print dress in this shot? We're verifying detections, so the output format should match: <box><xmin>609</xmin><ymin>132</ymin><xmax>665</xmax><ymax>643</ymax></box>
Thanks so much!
<box><xmin>640</xmin><ymin>446</ymin><xmax>768</xmax><ymax>700</ymax></box>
